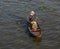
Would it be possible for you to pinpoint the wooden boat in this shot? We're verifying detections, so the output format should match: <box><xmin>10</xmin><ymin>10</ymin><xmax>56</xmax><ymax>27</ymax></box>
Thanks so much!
<box><xmin>27</xmin><ymin>19</ymin><xmax>42</xmax><ymax>38</ymax></box>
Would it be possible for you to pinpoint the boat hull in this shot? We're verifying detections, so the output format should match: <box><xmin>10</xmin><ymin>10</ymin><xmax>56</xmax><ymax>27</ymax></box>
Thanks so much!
<box><xmin>27</xmin><ymin>20</ymin><xmax>42</xmax><ymax>38</ymax></box>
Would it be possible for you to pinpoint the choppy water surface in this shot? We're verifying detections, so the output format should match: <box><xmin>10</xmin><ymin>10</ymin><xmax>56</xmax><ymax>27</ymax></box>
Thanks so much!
<box><xmin>0</xmin><ymin>0</ymin><xmax>60</xmax><ymax>49</ymax></box>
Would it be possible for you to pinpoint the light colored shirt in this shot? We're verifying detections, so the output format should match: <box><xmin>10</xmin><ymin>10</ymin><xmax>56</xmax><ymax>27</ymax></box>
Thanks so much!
<box><xmin>31</xmin><ymin>21</ymin><xmax>38</xmax><ymax>28</ymax></box>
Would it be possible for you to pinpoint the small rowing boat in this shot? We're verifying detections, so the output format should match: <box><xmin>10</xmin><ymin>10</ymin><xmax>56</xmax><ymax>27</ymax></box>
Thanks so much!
<box><xmin>27</xmin><ymin>19</ymin><xmax>42</xmax><ymax>38</ymax></box>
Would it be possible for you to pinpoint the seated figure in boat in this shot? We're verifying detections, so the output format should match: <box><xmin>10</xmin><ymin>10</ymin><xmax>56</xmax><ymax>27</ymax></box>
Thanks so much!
<box><xmin>31</xmin><ymin>20</ymin><xmax>38</xmax><ymax>32</ymax></box>
<box><xmin>27</xmin><ymin>10</ymin><xmax>37</xmax><ymax>23</ymax></box>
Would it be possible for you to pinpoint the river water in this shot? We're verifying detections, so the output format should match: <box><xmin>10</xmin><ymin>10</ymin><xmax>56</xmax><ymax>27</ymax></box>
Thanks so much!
<box><xmin>0</xmin><ymin>0</ymin><xmax>60</xmax><ymax>49</ymax></box>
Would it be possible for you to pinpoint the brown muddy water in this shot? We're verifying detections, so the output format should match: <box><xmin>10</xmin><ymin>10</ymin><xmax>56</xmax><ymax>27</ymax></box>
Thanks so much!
<box><xmin>0</xmin><ymin>0</ymin><xmax>60</xmax><ymax>49</ymax></box>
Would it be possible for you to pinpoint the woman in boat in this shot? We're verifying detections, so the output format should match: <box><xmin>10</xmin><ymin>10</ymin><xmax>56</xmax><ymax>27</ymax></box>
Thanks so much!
<box><xmin>27</xmin><ymin>11</ymin><xmax>35</xmax><ymax>25</ymax></box>
<box><xmin>31</xmin><ymin>20</ymin><xmax>38</xmax><ymax>32</ymax></box>
<box><xmin>27</xmin><ymin>10</ymin><xmax>37</xmax><ymax>22</ymax></box>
